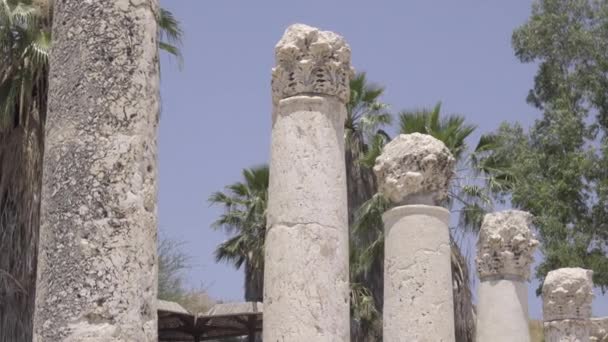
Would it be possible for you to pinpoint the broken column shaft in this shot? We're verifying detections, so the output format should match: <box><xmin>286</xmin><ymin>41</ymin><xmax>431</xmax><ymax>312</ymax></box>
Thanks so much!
<box><xmin>376</xmin><ymin>133</ymin><xmax>456</xmax><ymax>342</ymax></box>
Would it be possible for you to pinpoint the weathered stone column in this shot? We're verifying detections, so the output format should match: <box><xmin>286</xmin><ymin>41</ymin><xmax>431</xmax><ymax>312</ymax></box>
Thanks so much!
<box><xmin>264</xmin><ymin>24</ymin><xmax>353</xmax><ymax>342</ymax></box>
<box><xmin>475</xmin><ymin>210</ymin><xmax>539</xmax><ymax>342</ymax></box>
<box><xmin>33</xmin><ymin>1</ymin><xmax>160</xmax><ymax>341</ymax></box>
<box><xmin>375</xmin><ymin>133</ymin><xmax>456</xmax><ymax>342</ymax></box>
<box><xmin>543</xmin><ymin>268</ymin><xmax>594</xmax><ymax>342</ymax></box>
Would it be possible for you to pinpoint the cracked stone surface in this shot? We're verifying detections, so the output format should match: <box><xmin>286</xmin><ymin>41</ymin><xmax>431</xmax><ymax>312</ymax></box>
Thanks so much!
<box><xmin>543</xmin><ymin>268</ymin><xmax>594</xmax><ymax>321</ymax></box>
<box><xmin>476</xmin><ymin>210</ymin><xmax>539</xmax><ymax>281</ymax></box>
<box><xmin>264</xmin><ymin>24</ymin><xmax>350</xmax><ymax>342</ymax></box>
<box><xmin>543</xmin><ymin>268</ymin><xmax>594</xmax><ymax>342</ymax></box>
<box><xmin>382</xmin><ymin>205</ymin><xmax>455</xmax><ymax>342</ymax></box>
<box><xmin>33</xmin><ymin>1</ymin><xmax>159</xmax><ymax>341</ymax></box>
<box><xmin>271</xmin><ymin>23</ymin><xmax>354</xmax><ymax>107</ymax></box>
<box><xmin>373</xmin><ymin>133</ymin><xmax>455</xmax><ymax>205</ymax></box>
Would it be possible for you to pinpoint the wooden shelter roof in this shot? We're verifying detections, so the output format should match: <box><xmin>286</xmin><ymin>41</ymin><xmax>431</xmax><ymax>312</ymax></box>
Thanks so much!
<box><xmin>158</xmin><ymin>300</ymin><xmax>263</xmax><ymax>342</ymax></box>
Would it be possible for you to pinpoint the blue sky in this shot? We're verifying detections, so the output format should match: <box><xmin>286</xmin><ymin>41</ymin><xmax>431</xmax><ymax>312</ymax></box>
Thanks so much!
<box><xmin>157</xmin><ymin>1</ymin><xmax>607</xmax><ymax>318</ymax></box>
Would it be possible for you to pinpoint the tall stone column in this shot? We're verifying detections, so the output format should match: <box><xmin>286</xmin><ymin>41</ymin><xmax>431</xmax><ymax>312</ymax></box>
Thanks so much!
<box><xmin>375</xmin><ymin>133</ymin><xmax>457</xmax><ymax>342</ymax></box>
<box><xmin>264</xmin><ymin>24</ymin><xmax>353</xmax><ymax>342</ymax></box>
<box><xmin>543</xmin><ymin>268</ymin><xmax>595</xmax><ymax>342</ymax></box>
<box><xmin>475</xmin><ymin>210</ymin><xmax>539</xmax><ymax>342</ymax></box>
<box><xmin>33</xmin><ymin>1</ymin><xmax>160</xmax><ymax>341</ymax></box>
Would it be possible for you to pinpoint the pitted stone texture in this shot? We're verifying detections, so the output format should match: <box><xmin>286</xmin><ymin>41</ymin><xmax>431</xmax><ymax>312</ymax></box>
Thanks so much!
<box><xmin>590</xmin><ymin>317</ymin><xmax>608</xmax><ymax>342</ymax></box>
<box><xmin>33</xmin><ymin>1</ymin><xmax>159</xmax><ymax>341</ymax></box>
<box><xmin>476</xmin><ymin>210</ymin><xmax>539</xmax><ymax>280</ymax></box>
<box><xmin>265</xmin><ymin>30</ymin><xmax>350</xmax><ymax>340</ymax></box>
<box><xmin>544</xmin><ymin>320</ymin><xmax>591</xmax><ymax>342</ymax></box>
<box><xmin>543</xmin><ymin>268</ymin><xmax>594</xmax><ymax>322</ymax></box>
<box><xmin>476</xmin><ymin>280</ymin><xmax>531</xmax><ymax>342</ymax></box>
<box><xmin>271</xmin><ymin>24</ymin><xmax>354</xmax><ymax>105</ymax></box>
<box><xmin>263</xmin><ymin>224</ymin><xmax>350</xmax><ymax>341</ymax></box>
<box><xmin>373</xmin><ymin>133</ymin><xmax>455</xmax><ymax>205</ymax></box>
<box><xmin>267</xmin><ymin>96</ymin><xmax>347</xmax><ymax>231</ymax></box>
<box><xmin>382</xmin><ymin>205</ymin><xmax>455</xmax><ymax>342</ymax></box>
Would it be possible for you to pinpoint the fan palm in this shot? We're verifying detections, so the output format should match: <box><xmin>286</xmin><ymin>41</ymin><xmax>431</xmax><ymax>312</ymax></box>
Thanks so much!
<box><xmin>344</xmin><ymin>72</ymin><xmax>391</xmax><ymax>342</ymax></box>
<box><xmin>0</xmin><ymin>2</ymin><xmax>182</xmax><ymax>340</ymax></box>
<box><xmin>355</xmin><ymin>102</ymin><xmax>506</xmax><ymax>342</ymax></box>
<box><xmin>209</xmin><ymin>166</ymin><xmax>269</xmax><ymax>302</ymax></box>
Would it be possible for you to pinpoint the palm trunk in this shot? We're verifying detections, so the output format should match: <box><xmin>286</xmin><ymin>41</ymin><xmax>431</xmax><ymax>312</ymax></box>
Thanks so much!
<box><xmin>244</xmin><ymin>261</ymin><xmax>263</xmax><ymax>342</ymax></box>
<box><xmin>0</xmin><ymin>109</ymin><xmax>45</xmax><ymax>342</ymax></box>
<box><xmin>346</xmin><ymin>132</ymin><xmax>383</xmax><ymax>342</ymax></box>
<box><xmin>244</xmin><ymin>261</ymin><xmax>264</xmax><ymax>302</ymax></box>
<box><xmin>33</xmin><ymin>1</ymin><xmax>161</xmax><ymax>340</ymax></box>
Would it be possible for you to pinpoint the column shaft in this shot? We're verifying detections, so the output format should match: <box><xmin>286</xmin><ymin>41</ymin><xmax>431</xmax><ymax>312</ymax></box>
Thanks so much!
<box><xmin>476</xmin><ymin>280</ymin><xmax>530</xmax><ymax>341</ymax></box>
<box><xmin>33</xmin><ymin>1</ymin><xmax>160</xmax><ymax>341</ymax></box>
<box><xmin>382</xmin><ymin>205</ymin><xmax>455</xmax><ymax>342</ymax></box>
<box><xmin>264</xmin><ymin>95</ymin><xmax>350</xmax><ymax>342</ymax></box>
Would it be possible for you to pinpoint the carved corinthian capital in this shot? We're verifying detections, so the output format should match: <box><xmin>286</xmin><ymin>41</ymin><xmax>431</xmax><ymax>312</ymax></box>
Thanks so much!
<box><xmin>543</xmin><ymin>268</ymin><xmax>594</xmax><ymax>322</ymax></box>
<box><xmin>271</xmin><ymin>24</ymin><xmax>354</xmax><ymax>105</ymax></box>
<box><xmin>476</xmin><ymin>210</ymin><xmax>539</xmax><ymax>281</ymax></box>
<box><xmin>373</xmin><ymin>133</ymin><xmax>455</xmax><ymax>205</ymax></box>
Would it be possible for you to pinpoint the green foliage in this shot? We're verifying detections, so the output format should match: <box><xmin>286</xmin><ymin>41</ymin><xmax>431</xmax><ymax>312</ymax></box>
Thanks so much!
<box><xmin>209</xmin><ymin>166</ymin><xmax>268</xmax><ymax>301</ymax></box>
<box><xmin>496</xmin><ymin>0</ymin><xmax>608</xmax><ymax>290</ymax></box>
<box><xmin>345</xmin><ymin>72</ymin><xmax>392</xmax><ymax>143</ymax></box>
<box><xmin>0</xmin><ymin>0</ymin><xmax>50</xmax><ymax>129</ymax></box>
<box><xmin>398</xmin><ymin>102</ymin><xmax>476</xmax><ymax>160</ymax></box>
<box><xmin>0</xmin><ymin>1</ymin><xmax>183</xmax><ymax>129</ymax></box>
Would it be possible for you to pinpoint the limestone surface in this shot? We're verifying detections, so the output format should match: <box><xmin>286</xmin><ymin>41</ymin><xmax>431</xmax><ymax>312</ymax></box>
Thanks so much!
<box><xmin>264</xmin><ymin>24</ymin><xmax>350</xmax><ymax>342</ymax></box>
<box><xmin>33</xmin><ymin>1</ymin><xmax>159</xmax><ymax>341</ymax></box>
<box><xmin>271</xmin><ymin>23</ymin><xmax>354</xmax><ymax>105</ymax></box>
<box><xmin>544</xmin><ymin>320</ymin><xmax>591</xmax><ymax>342</ymax></box>
<box><xmin>590</xmin><ymin>317</ymin><xmax>608</xmax><ymax>342</ymax></box>
<box><xmin>476</xmin><ymin>280</ymin><xmax>531</xmax><ymax>342</ymax></box>
<box><xmin>543</xmin><ymin>268</ymin><xmax>594</xmax><ymax>322</ymax></box>
<box><xmin>382</xmin><ymin>205</ymin><xmax>455</xmax><ymax>342</ymax></box>
<box><xmin>476</xmin><ymin>210</ymin><xmax>539</xmax><ymax>280</ymax></box>
<box><xmin>373</xmin><ymin>133</ymin><xmax>455</xmax><ymax>205</ymax></box>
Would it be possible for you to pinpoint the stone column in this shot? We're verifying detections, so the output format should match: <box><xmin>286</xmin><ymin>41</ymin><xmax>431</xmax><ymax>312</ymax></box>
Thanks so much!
<box><xmin>475</xmin><ymin>210</ymin><xmax>539</xmax><ymax>342</ymax></box>
<box><xmin>374</xmin><ymin>133</ymin><xmax>457</xmax><ymax>342</ymax></box>
<box><xmin>263</xmin><ymin>24</ymin><xmax>353</xmax><ymax>342</ymax></box>
<box><xmin>33</xmin><ymin>1</ymin><xmax>160</xmax><ymax>341</ymax></box>
<box><xmin>543</xmin><ymin>268</ymin><xmax>594</xmax><ymax>342</ymax></box>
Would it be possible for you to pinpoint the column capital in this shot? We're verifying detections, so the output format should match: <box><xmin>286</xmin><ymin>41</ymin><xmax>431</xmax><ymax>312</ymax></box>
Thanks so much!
<box><xmin>543</xmin><ymin>267</ymin><xmax>594</xmax><ymax>321</ymax></box>
<box><xmin>476</xmin><ymin>210</ymin><xmax>539</xmax><ymax>281</ymax></box>
<box><xmin>373</xmin><ymin>133</ymin><xmax>455</xmax><ymax>205</ymax></box>
<box><xmin>271</xmin><ymin>24</ymin><xmax>354</xmax><ymax>105</ymax></box>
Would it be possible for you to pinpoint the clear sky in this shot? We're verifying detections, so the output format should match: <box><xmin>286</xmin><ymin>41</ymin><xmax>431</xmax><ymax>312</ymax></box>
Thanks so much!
<box><xmin>157</xmin><ymin>1</ymin><xmax>607</xmax><ymax>319</ymax></box>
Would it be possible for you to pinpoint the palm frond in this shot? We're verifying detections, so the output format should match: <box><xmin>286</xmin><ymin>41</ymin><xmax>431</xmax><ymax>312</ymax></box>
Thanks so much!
<box><xmin>157</xmin><ymin>7</ymin><xmax>183</xmax><ymax>65</ymax></box>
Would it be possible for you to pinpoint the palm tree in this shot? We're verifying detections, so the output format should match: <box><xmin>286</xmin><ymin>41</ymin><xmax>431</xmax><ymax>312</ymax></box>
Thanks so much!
<box><xmin>0</xmin><ymin>1</ymin><xmax>182</xmax><ymax>340</ymax></box>
<box><xmin>209</xmin><ymin>166</ymin><xmax>269</xmax><ymax>302</ymax></box>
<box><xmin>356</xmin><ymin>102</ymin><xmax>505</xmax><ymax>342</ymax></box>
<box><xmin>344</xmin><ymin>72</ymin><xmax>392</xmax><ymax>342</ymax></box>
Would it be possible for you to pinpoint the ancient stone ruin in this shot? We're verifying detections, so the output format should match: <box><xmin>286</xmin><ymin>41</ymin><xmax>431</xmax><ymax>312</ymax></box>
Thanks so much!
<box><xmin>21</xmin><ymin>16</ymin><xmax>607</xmax><ymax>341</ymax></box>
<box><xmin>475</xmin><ymin>210</ymin><xmax>539</xmax><ymax>342</ymax></box>
<box><xmin>543</xmin><ymin>267</ymin><xmax>595</xmax><ymax>342</ymax></box>
<box><xmin>375</xmin><ymin>133</ymin><xmax>456</xmax><ymax>341</ymax></box>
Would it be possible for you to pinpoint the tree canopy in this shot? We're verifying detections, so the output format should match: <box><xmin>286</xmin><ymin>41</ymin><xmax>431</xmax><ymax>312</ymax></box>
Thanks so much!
<box><xmin>493</xmin><ymin>0</ymin><xmax>608</xmax><ymax>291</ymax></box>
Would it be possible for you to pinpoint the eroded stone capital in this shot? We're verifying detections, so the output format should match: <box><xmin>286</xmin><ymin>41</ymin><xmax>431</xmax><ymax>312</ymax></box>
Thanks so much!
<box><xmin>544</xmin><ymin>319</ymin><xmax>590</xmax><ymax>342</ymax></box>
<box><xmin>271</xmin><ymin>23</ymin><xmax>354</xmax><ymax>105</ymax></box>
<box><xmin>543</xmin><ymin>268</ymin><xmax>594</xmax><ymax>322</ymax></box>
<box><xmin>476</xmin><ymin>210</ymin><xmax>539</xmax><ymax>281</ymax></box>
<box><xmin>373</xmin><ymin>133</ymin><xmax>455</xmax><ymax>205</ymax></box>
